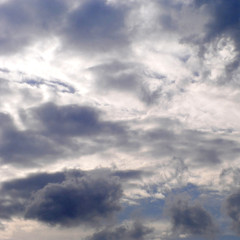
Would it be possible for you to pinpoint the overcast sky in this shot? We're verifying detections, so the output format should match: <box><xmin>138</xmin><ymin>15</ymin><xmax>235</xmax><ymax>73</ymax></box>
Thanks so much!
<box><xmin>0</xmin><ymin>0</ymin><xmax>239</xmax><ymax>239</ymax></box>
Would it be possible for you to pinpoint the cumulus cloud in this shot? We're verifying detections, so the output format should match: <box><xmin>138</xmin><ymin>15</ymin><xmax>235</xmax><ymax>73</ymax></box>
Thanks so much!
<box><xmin>166</xmin><ymin>196</ymin><xmax>218</xmax><ymax>238</ymax></box>
<box><xmin>24</xmin><ymin>173</ymin><xmax>122</xmax><ymax>226</ymax></box>
<box><xmin>0</xmin><ymin>169</ymin><xmax>125</xmax><ymax>226</ymax></box>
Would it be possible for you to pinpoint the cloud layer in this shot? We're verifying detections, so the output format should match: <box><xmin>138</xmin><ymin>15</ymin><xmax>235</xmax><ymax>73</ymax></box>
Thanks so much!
<box><xmin>0</xmin><ymin>0</ymin><xmax>239</xmax><ymax>239</ymax></box>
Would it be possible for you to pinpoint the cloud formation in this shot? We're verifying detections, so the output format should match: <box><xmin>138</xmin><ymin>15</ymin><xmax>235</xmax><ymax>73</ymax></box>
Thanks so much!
<box><xmin>0</xmin><ymin>0</ymin><xmax>67</xmax><ymax>54</ymax></box>
<box><xmin>0</xmin><ymin>169</ymin><xmax>123</xmax><ymax>227</ymax></box>
<box><xmin>60</xmin><ymin>0</ymin><xmax>129</xmax><ymax>55</ymax></box>
<box><xmin>166</xmin><ymin>196</ymin><xmax>218</xmax><ymax>238</ymax></box>
<box><xmin>0</xmin><ymin>0</ymin><xmax>239</xmax><ymax>239</ymax></box>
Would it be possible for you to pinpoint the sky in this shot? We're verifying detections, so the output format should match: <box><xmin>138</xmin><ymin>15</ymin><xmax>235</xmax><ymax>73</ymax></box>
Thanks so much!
<box><xmin>0</xmin><ymin>0</ymin><xmax>239</xmax><ymax>239</ymax></box>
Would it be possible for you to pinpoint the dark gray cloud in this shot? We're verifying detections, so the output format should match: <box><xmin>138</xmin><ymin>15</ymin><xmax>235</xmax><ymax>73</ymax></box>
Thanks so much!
<box><xmin>60</xmin><ymin>0</ymin><xmax>129</xmax><ymax>55</ymax></box>
<box><xmin>90</xmin><ymin>60</ymin><xmax>161</xmax><ymax>105</ymax></box>
<box><xmin>32</xmin><ymin>103</ymin><xmax>104</xmax><ymax>137</ymax></box>
<box><xmin>166</xmin><ymin>197</ymin><xmax>218</xmax><ymax>238</ymax></box>
<box><xmin>0</xmin><ymin>0</ymin><xmax>129</xmax><ymax>56</ymax></box>
<box><xmin>30</xmin><ymin>102</ymin><xmax>125</xmax><ymax>138</ymax></box>
<box><xmin>0</xmin><ymin>169</ymin><xmax>126</xmax><ymax>226</ymax></box>
<box><xmin>0</xmin><ymin>0</ymin><xmax>67</xmax><ymax>54</ymax></box>
<box><xmin>0</xmin><ymin>171</ymin><xmax>68</xmax><ymax>220</ymax></box>
<box><xmin>191</xmin><ymin>0</ymin><xmax>240</xmax><ymax>79</ymax></box>
<box><xmin>0</xmin><ymin>103</ymin><xmax>128</xmax><ymax>166</ymax></box>
<box><xmin>225</xmin><ymin>190</ymin><xmax>240</xmax><ymax>235</ymax></box>
<box><xmin>1</xmin><ymin>102</ymin><xmax>239</xmax><ymax>168</ymax></box>
<box><xmin>194</xmin><ymin>0</ymin><xmax>240</xmax><ymax>42</ymax></box>
<box><xmin>1</xmin><ymin>171</ymin><xmax>66</xmax><ymax>198</ymax></box>
<box><xmin>0</xmin><ymin>110</ymin><xmax>67</xmax><ymax>166</ymax></box>
<box><xmin>140</xmin><ymin>123</ymin><xmax>240</xmax><ymax>167</ymax></box>
<box><xmin>0</xmin><ymin>112</ymin><xmax>58</xmax><ymax>166</ymax></box>
<box><xmin>0</xmin><ymin>171</ymin><xmax>74</xmax><ymax>219</ymax></box>
<box><xmin>0</xmin><ymin>127</ymin><xmax>63</xmax><ymax>166</ymax></box>
<box><xmin>88</xmin><ymin>221</ymin><xmax>153</xmax><ymax>240</ymax></box>
<box><xmin>113</xmin><ymin>170</ymin><xmax>143</xmax><ymax>181</ymax></box>
<box><xmin>24</xmin><ymin>173</ymin><xmax>122</xmax><ymax>226</ymax></box>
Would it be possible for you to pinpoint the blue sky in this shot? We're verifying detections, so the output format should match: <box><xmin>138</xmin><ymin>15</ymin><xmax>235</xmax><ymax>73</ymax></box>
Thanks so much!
<box><xmin>0</xmin><ymin>0</ymin><xmax>239</xmax><ymax>239</ymax></box>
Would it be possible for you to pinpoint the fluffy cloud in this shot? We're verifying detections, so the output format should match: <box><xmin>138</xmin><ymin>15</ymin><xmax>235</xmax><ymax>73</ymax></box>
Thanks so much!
<box><xmin>166</xmin><ymin>196</ymin><xmax>218</xmax><ymax>238</ymax></box>
<box><xmin>0</xmin><ymin>169</ymin><xmax>124</xmax><ymax>227</ymax></box>
<box><xmin>24</xmin><ymin>174</ymin><xmax>122</xmax><ymax>226</ymax></box>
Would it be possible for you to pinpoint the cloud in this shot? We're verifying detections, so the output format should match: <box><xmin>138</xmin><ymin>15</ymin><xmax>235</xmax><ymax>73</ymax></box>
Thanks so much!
<box><xmin>139</xmin><ymin>122</ymin><xmax>240</xmax><ymax>167</ymax></box>
<box><xmin>29</xmin><ymin>102</ymin><xmax>126</xmax><ymax>138</ymax></box>
<box><xmin>0</xmin><ymin>171</ymin><xmax>74</xmax><ymax>219</ymax></box>
<box><xmin>1</xmin><ymin>101</ymin><xmax>239</xmax><ymax>172</ymax></box>
<box><xmin>1</xmin><ymin>171</ymin><xmax>66</xmax><ymax>198</ymax></box>
<box><xmin>0</xmin><ymin>0</ymin><xmax>239</xmax><ymax>239</ymax></box>
<box><xmin>189</xmin><ymin>0</ymin><xmax>240</xmax><ymax>80</ymax></box>
<box><xmin>0</xmin><ymin>0</ymin><xmax>68</xmax><ymax>54</ymax></box>
<box><xmin>0</xmin><ymin>169</ymin><xmax>124</xmax><ymax>227</ymax></box>
<box><xmin>0</xmin><ymin>102</ymin><xmax>127</xmax><ymax>166</ymax></box>
<box><xmin>225</xmin><ymin>190</ymin><xmax>240</xmax><ymax>235</ymax></box>
<box><xmin>22</xmin><ymin>78</ymin><xmax>76</xmax><ymax>94</ymax></box>
<box><xmin>194</xmin><ymin>0</ymin><xmax>240</xmax><ymax>43</ymax></box>
<box><xmin>31</xmin><ymin>102</ymin><xmax>105</xmax><ymax>137</ymax></box>
<box><xmin>60</xmin><ymin>0</ymin><xmax>129</xmax><ymax>55</ymax></box>
<box><xmin>88</xmin><ymin>221</ymin><xmax>153</xmax><ymax>240</ymax></box>
<box><xmin>89</xmin><ymin>60</ymin><xmax>160</xmax><ymax>105</ymax></box>
<box><xmin>0</xmin><ymin>113</ymin><xmax>64</xmax><ymax>166</ymax></box>
<box><xmin>219</xmin><ymin>168</ymin><xmax>240</xmax><ymax>191</ymax></box>
<box><xmin>166</xmin><ymin>196</ymin><xmax>218</xmax><ymax>238</ymax></box>
<box><xmin>0</xmin><ymin>0</ymin><xmax>130</xmax><ymax>57</ymax></box>
<box><xmin>24</xmin><ymin>173</ymin><xmax>122</xmax><ymax>226</ymax></box>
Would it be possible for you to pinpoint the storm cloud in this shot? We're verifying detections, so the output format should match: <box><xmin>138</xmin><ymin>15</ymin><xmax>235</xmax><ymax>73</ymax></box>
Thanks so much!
<box><xmin>24</xmin><ymin>173</ymin><xmax>122</xmax><ymax>226</ymax></box>
<box><xmin>0</xmin><ymin>169</ymin><xmax>123</xmax><ymax>226</ymax></box>
<box><xmin>166</xmin><ymin>197</ymin><xmax>218</xmax><ymax>238</ymax></box>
